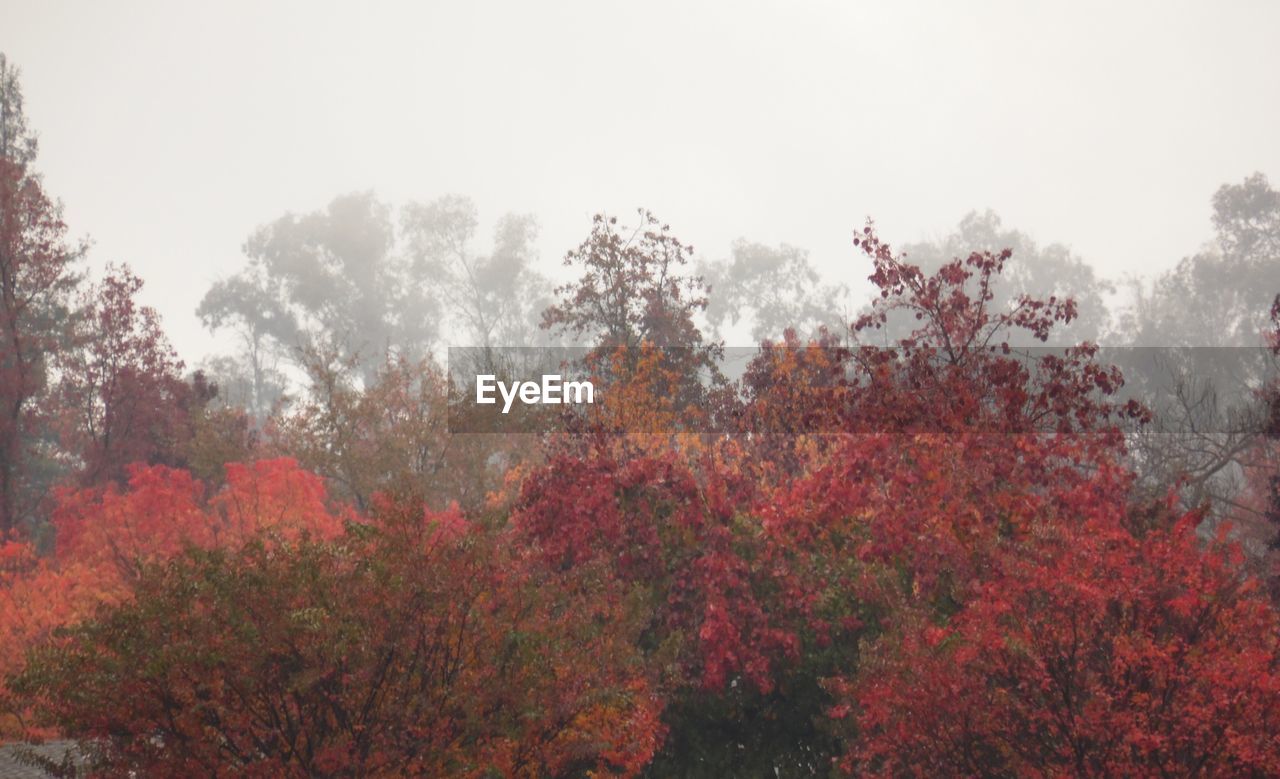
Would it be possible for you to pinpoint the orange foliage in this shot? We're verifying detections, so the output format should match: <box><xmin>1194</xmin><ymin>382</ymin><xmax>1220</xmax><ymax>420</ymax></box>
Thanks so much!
<box><xmin>0</xmin><ymin>458</ymin><xmax>346</xmax><ymax>737</ymax></box>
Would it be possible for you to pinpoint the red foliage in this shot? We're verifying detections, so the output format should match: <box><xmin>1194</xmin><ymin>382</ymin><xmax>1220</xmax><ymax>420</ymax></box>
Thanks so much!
<box><xmin>16</xmin><ymin>501</ymin><xmax>664</xmax><ymax>777</ymax></box>
<box><xmin>56</xmin><ymin>265</ymin><xmax>200</xmax><ymax>487</ymax></box>
<box><xmin>513</xmin><ymin>446</ymin><xmax>796</xmax><ymax>693</ymax></box>
<box><xmin>516</xmin><ymin>224</ymin><xmax>1280</xmax><ymax>775</ymax></box>
<box><xmin>52</xmin><ymin>458</ymin><xmax>344</xmax><ymax>584</ymax></box>
<box><xmin>0</xmin><ymin>459</ymin><xmax>346</xmax><ymax>736</ymax></box>
<box><xmin>0</xmin><ymin>158</ymin><xmax>82</xmax><ymax>535</ymax></box>
<box><xmin>841</xmin><ymin>514</ymin><xmax>1280</xmax><ymax>776</ymax></box>
<box><xmin>4</xmin><ymin>216</ymin><xmax>1278</xmax><ymax>777</ymax></box>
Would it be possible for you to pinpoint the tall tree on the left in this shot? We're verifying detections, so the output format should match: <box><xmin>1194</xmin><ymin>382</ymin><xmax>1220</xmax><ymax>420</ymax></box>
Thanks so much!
<box><xmin>0</xmin><ymin>54</ymin><xmax>85</xmax><ymax>537</ymax></box>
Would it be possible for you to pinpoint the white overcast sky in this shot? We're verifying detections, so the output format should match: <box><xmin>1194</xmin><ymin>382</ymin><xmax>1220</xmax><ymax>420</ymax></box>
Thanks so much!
<box><xmin>4</xmin><ymin>0</ymin><xmax>1279</xmax><ymax>358</ymax></box>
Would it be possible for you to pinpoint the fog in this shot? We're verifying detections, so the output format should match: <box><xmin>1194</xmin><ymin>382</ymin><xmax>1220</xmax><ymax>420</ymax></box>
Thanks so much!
<box><xmin>7</xmin><ymin>6</ymin><xmax>1280</xmax><ymax>771</ymax></box>
<box><xmin>4</xmin><ymin>0</ymin><xmax>1279</xmax><ymax>359</ymax></box>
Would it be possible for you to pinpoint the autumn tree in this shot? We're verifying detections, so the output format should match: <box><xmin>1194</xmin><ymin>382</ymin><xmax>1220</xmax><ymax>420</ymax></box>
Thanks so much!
<box><xmin>840</xmin><ymin>513</ymin><xmax>1280</xmax><ymax>777</ymax></box>
<box><xmin>0</xmin><ymin>55</ymin><xmax>38</xmax><ymax>167</ymax></box>
<box><xmin>866</xmin><ymin>210</ymin><xmax>1114</xmax><ymax>346</ymax></box>
<box><xmin>0</xmin><ymin>458</ymin><xmax>348</xmax><ymax>737</ymax></box>
<box><xmin>543</xmin><ymin>210</ymin><xmax>714</xmax><ymax>354</ymax></box>
<box><xmin>14</xmin><ymin>498</ymin><xmax>663</xmax><ymax>777</ymax></box>
<box><xmin>540</xmin><ymin>211</ymin><xmax>729</xmax><ymax>443</ymax></box>
<box><xmin>778</xmin><ymin>226</ymin><xmax>1280</xmax><ymax>776</ymax></box>
<box><xmin>518</xmin><ymin>221</ymin><xmax>1155</xmax><ymax>774</ymax></box>
<box><xmin>513</xmin><ymin>444</ymin><xmax>811</xmax><ymax>775</ymax></box>
<box><xmin>0</xmin><ymin>57</ymin><xmax>84</xmax><ymax>537</ymax></box>
<box><xmin>266</xmin><ymin>348</ymin><xmax>532</xmax><ymax>512</ymax></box>
<box><xmin>180</xmin><ymin>368</ymin><xmax>262</xmax><ymax>488</ymax></box>
<box><xmin>735</xmin><ymin>221</ymin><xmax>1143</xmax><ymax>480</ymax></box>
<box><xmin>56</xmin><ymin>265</ymin><xmax>203</xmax><ymax>487</ymax></box>
<box><xmin>725</xmin><ymin>229</ymin><xmax>1148</xmax><ymax>772</ymax></box>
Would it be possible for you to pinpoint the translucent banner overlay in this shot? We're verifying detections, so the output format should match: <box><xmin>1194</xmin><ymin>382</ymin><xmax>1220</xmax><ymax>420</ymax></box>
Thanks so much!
<box><xmin>446</xmin><ymin>346</ymin><xmax>1280</xmax><ymax>434</ymax></box>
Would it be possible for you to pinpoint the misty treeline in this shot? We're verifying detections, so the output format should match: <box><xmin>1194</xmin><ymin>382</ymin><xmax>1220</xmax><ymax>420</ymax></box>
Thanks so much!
<box><xmin>6</xmin><ymin>51</ymin><xmax>1280</xmax><ymax>777</ymax></box>
<box><xmin>192</xmin><ymin>163</ymin><xmax>1280</xmax><ymax>538</ymax></box>
<box><xmin>6</xmin><ymin>36</ymin><xmax>1273</xmax><ymax>537</ymax></box>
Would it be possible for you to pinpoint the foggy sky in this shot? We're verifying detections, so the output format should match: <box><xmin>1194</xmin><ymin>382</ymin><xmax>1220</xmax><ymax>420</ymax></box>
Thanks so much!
<box><xmin>4</xmin><ymin>0</ymin><xmax>1279</xmax><ymax>359</ymax></box>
